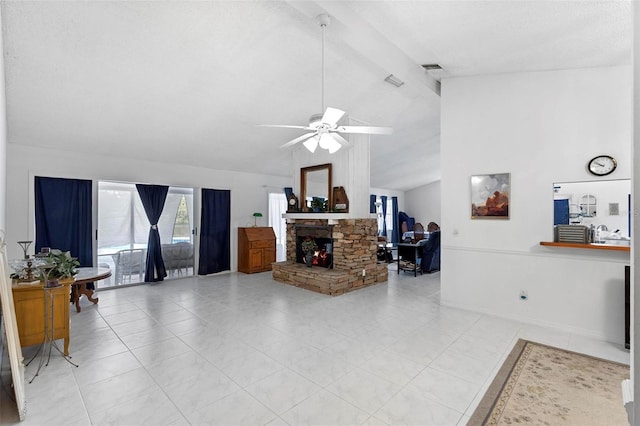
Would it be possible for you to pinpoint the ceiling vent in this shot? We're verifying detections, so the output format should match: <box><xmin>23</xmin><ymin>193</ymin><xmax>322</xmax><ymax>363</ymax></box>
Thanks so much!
<box><xmin>384</xmin><ymin>74</ymin><xmax>404</xmax><ymax>87</ymax></box>
<box><xmin>421</xmin><ymin>64</ymin><xmax>442</xmax><ymax>71</ymax></box>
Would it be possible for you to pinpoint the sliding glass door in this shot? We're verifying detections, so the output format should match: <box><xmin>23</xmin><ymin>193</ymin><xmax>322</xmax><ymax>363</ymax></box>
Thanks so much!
<box><xmin>97</xmin><ymin>181</ymin><xmax>194</xmax><ymax>287</ymax></box>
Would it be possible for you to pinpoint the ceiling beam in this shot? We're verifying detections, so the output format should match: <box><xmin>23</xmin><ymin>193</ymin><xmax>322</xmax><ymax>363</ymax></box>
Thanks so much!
<box><xmin>286</xmin><ymin>0</ymin><xmax>441</xmax><ymax>97</ymax></box>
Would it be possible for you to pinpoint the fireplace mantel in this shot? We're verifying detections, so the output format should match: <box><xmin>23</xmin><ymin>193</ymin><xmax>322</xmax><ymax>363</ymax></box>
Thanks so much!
<box><xmin>282</xmin><ymin>213</ymin><xmax>377</xmax><ymax>223</ymax></box>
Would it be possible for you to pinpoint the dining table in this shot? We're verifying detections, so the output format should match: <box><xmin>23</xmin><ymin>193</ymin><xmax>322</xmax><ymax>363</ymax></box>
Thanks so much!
<box><xmin>71</xmin><ymin>267</ymin><xmax>111</xmax><ymax>312</ymax></box>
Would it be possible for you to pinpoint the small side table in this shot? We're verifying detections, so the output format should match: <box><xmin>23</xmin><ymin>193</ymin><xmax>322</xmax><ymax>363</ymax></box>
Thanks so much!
<box><xmin>397</xmin><ymin>243</ymin><xmax>423</xmax><ymax>277</ymax></box>
<box><xmin>26</xmin><ymin>284</ymin><xmax>78</xmax><ymax>382</ymax></box>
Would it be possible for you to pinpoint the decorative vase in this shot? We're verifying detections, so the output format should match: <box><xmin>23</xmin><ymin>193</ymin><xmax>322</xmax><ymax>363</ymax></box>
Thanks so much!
<box><xmin>305</xmin><ymin>252</ymin><xmax>313</xmax><ymax>267</ymax></box>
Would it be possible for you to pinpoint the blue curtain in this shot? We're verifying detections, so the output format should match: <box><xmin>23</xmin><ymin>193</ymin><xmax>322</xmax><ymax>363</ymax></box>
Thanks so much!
<box><xmin>553</xmin><ymin>199</ymin><xmax>569</xmax><ymax>225</ymax></box>
<box><xmin>369</xmin><ymin>194</ymin><xmax>377</xmax><ymax>214</ymax></box>
<box><xmin>199</xmin><ymin>188</ymin><xmax>231</xmax><ymax>275</ymax></box>
<box><xmin>391</xmin><ymin>196</ymin><xmax>399</xmax><ymax>245</ymax></box>
<box><xmin>35</xmin><ymin>177</ymin><xmax>92</xmax><ymax>267</ymax></box>
<box><xmin>380</xmin><ymin>195</ymin><xmax>388</xmax><ymax>237</ymax></box>
<box><xmin>135</xmin><ymin>184</ymin><xmax>169</xmax><ymax>282</ymax></box>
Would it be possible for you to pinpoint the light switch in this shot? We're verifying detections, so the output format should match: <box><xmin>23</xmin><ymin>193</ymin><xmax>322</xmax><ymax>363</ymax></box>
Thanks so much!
<box><xmin>609</xmin><ymin>203</ymin><xmax>619</xmax><ymax>216</ymax></box>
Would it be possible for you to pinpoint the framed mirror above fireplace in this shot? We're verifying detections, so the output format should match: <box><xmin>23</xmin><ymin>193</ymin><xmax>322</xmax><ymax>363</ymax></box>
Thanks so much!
<box><xmin>301</xmin><ymin>163</ymin><xmax>332</xmax><ymax>212</ymax></box>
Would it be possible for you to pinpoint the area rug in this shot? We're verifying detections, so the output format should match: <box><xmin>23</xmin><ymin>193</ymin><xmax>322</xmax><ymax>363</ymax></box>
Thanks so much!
<box><xmin>468</xmin><ymin>339</ymin><xmax>630</xmax><ymax>425</ymax></box>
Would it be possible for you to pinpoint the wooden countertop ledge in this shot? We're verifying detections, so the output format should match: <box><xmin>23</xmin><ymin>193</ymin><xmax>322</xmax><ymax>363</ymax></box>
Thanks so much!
<box><xmin>540</xmin><ymin>241</ymin><xmax>630</xmax><ymax>252</ymax></box>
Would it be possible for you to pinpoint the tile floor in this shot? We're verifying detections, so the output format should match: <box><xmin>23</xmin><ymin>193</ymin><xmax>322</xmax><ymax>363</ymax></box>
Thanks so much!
<box><xmin>0</xmin><ymin>266</ymin><xmax>630</xmax><ymax>425</ymax></box>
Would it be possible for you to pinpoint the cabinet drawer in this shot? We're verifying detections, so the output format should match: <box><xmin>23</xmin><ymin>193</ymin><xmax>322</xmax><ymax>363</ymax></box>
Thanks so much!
<box><xmin>251</xmin><ymin>240</ymin><xmax>274</xmax><ymax>249</ymax></box>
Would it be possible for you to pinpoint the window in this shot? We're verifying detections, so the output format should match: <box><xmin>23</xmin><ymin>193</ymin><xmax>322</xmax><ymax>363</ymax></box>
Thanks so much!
<box><xmin>268</xmin><ymin>192</ymin><xmax>287</xmax><ymax>261</ymax></box>
<box><xmin>376</xmin><ymin>196</ymin><xmax>394</xmax><ymax>238</ymax></box>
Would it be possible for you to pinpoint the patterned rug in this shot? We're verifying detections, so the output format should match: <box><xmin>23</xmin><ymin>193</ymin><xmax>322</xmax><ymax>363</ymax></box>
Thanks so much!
<box><xmin>469</xmin><ymin>339</ymin><xmax>630</xmax><ymax>425</ymax></box>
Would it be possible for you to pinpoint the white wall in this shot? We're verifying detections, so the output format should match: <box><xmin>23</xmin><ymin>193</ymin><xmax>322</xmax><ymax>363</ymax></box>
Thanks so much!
<box><xmin>0</xmin><ymin>8</ymin><xmax>7</xmax><ymax>231</ymax></box>
<box><xmin>5</xmin><ymin>144</ymin><xmax>291</xmax><ymax>270</ymax></box>
<box><xmin>441</xmin><ymin>66</ymin><xmax>632</xmax><ymax>343</ymax></box>
<box><xmin>405</xmin><ymin>181</ymin><xmax>441</xmax><ymax>227</ymax></box>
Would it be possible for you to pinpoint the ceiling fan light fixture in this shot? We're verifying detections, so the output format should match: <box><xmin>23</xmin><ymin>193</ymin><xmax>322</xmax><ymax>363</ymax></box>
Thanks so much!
<box><xmin>318</xmin><ymin>133</ymin><xmax>341</xmax><ymax>153</ymax></box>
<box><xmin>327</xmin><ymin>139</ymin><xmax>342</xmax><ymax>154</ymax></box>
<box><xmin>318</xmin><ymin>133</ymin><xmax>331</xmax><ymax>150</ymax></box>
<box><xmin>303</xmin><ymin>138</ymin><xmax>318</xmax><ymax>153</ymax></box>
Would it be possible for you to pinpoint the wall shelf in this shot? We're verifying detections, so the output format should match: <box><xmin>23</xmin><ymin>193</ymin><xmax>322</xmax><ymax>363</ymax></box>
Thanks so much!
<box><xmin>539</xmin><ymin>241</ymin><xmax>630</xmax><ymax>252</ymax></box>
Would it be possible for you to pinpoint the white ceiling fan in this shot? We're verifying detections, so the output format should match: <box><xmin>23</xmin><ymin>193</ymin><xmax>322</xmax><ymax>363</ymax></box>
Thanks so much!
<box><xmin>260</xmin><ymin>14</ymin><xmax>393</xmax><ymax>154</ymax></box>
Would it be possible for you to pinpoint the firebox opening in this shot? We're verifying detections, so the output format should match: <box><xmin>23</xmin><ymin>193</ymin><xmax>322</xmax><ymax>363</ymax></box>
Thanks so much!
<box><xmin>295</xmin><ymin>225</ymin><xmax>334</xmax><ymax>269</ymax></box>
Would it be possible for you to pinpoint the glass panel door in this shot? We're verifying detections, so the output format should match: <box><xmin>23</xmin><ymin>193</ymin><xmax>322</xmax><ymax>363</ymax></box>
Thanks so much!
<box><xmin>98</xmin><ymin>181</ymin><xmax>194</xmax><ymax>287</ymax></box>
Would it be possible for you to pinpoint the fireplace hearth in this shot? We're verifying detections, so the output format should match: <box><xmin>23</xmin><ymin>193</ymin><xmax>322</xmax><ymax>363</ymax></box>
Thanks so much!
<box><xmin>272</xmin><ymin>218</ymin><xmax>388</xmax><ymax>295</ymax></box>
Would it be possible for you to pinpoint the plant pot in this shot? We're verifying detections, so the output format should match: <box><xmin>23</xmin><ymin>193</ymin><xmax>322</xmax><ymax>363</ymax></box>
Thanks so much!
<box><xmin>305</xmin><ymin>252</ymin><xmax>313</xmax><ymax>267</ymax></box>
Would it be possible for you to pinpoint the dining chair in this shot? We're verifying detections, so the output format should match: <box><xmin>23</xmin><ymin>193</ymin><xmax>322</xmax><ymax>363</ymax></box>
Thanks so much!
<box><xmin>413</xmin><ymin>222</ymin><xmax>425</xmax><ymax>242</ymax></box>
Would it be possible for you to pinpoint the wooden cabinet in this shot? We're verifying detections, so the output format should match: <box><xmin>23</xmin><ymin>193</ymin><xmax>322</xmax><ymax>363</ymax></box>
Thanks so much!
<box><xmin>12</xmin><ymin>281</ymin><xmax>71</xmax><ymax>355</ymax></box>
<box><xmin>238</xmin><ymin>227</ymin><xmax>276</xmax><ymax>273</ymax></box>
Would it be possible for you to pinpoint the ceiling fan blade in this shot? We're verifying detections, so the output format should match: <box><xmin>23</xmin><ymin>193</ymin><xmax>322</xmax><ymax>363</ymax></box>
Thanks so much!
<box><xmin>336</xmin><ymin>125</ymin><xmax>394</xmax><ymax>135</ymax></box>
<box><xmin>258</xmin><ymin>124</ymin><xmax>310</xmax><ymax>130</ymax></box>
<box><xmin>322</xmin><ymin>107</ymin><xmax>345</xmax><ymax>126</ymax></box>
<box><xmin>331</xmin><ymin>132</ymin><xmax>350</xmax><ymax>146</ymax></box>
<box><xmin>280</xmin><ymin>132</ymin><xmax>318</xmax><ymax>148</ymax></box>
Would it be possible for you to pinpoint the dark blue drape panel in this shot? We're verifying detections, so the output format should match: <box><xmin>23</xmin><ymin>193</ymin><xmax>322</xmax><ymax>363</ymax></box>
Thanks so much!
<box><xmin>553</xmin><ymin>199</ymin><xmax>569</xmax><ymax>225</ymax></box>
<box><xmin>380</xmin><ymin>196</ymin><xmax>388</xmax><ymax>237</ymax></box>
<box><xmin>391</xmin><ymin>196</ymin><xmax>399</xmax><ymax>245</ymax></box>
<box><xmin>35</xmin><ymin>177</ymin><xmax>92</xmax><ymax>267</ymax></box>
<box><xmin>369</xmin><ymin>194</ymin><xmax>377</xmax><ymax>214</ymax></box>
<box><xmin>199</xmin><ymin>188</ymin><xmax>231</xmax><ymax>275</ymax></box>
<box><xmin>135</xmin><ymin>184</ymin><xmax>169</xmax><ymax>282</ymax></box>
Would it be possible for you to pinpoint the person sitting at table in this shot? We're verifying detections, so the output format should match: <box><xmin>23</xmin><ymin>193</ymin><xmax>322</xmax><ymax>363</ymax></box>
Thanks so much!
<box><xmin>422</xmin><ymin>222</ymin><xmax>440</xmax><ymax>273</ymax></box>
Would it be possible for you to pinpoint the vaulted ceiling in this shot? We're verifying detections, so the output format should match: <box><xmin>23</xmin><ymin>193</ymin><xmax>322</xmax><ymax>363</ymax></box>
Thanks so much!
<box><xmin>1</xmin><ymin>1</ymin><xmax>632</xmax><ymax>191</ymax></box>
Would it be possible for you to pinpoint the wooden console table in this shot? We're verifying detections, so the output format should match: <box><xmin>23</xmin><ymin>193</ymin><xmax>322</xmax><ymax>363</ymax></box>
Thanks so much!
<box><xmin>12</xmin><ymin>279</ymin><xmax>72</xmax><ymax>355</ymax></box>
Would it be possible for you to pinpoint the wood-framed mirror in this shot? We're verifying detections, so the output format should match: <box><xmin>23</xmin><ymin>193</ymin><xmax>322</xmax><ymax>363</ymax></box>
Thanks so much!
<box><xmin>301</xmin><ymin>163</ymin><xmax>332</xmax><ymax>212</ymax></box>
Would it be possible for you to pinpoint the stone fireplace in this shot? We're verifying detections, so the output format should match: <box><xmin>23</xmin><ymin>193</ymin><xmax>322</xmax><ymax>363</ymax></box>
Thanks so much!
<box><xmin>272</xmin><ymin>218</ymin><xmax>388</xmax><ymax>295</ymax></box>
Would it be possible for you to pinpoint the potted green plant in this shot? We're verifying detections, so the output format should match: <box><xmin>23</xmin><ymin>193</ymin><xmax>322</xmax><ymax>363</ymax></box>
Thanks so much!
<box><xmin>40</xmin><ymin>249</ymin><xmax>80</xmax><ymax>286</ymax></box>
<box><xmin>310</xmin><ymin>198</ymin><xmax>326</xmax><ymax>213</ymax></box>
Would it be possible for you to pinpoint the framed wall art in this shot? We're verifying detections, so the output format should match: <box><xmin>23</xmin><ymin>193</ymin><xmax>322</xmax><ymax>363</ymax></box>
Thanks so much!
<box><xmin>471</xmin><ymin>173</ymin><xmax>510</xmax><ymax>219</ymax></box>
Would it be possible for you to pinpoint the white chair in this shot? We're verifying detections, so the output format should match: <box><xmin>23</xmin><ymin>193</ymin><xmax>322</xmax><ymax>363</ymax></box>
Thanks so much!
<box><xmin>112</xmin><ymin>249</ymin><xmax>145</xmax><ymax>285</ymax></box>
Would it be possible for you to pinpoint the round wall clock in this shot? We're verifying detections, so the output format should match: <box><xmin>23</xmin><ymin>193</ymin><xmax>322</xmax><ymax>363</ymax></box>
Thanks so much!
<box><xmin>587</xmin><ymin>155</ymin><xmax>617</xmax><ymax>176</ymax></box>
